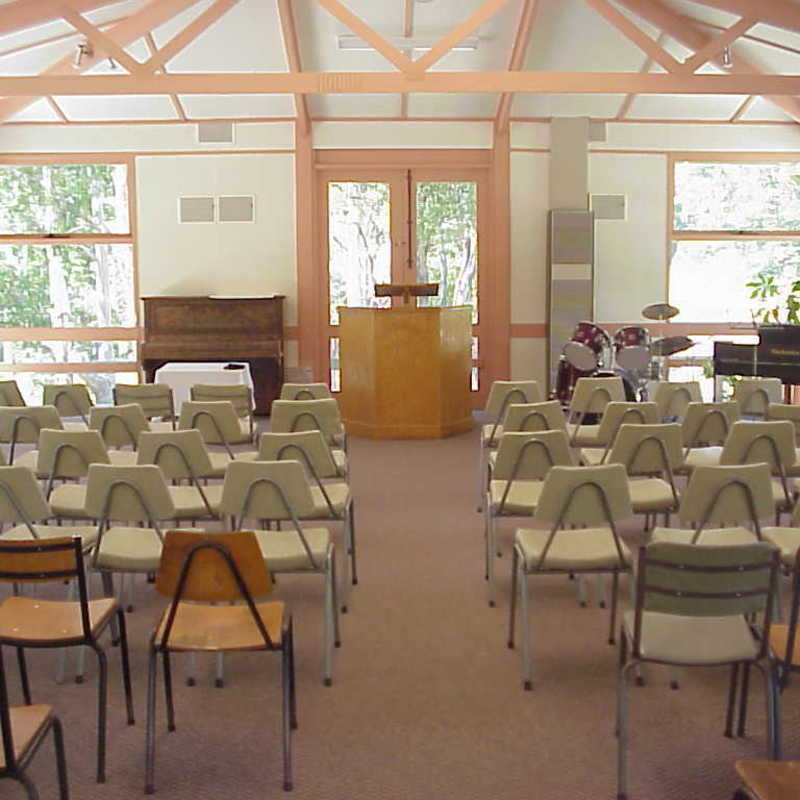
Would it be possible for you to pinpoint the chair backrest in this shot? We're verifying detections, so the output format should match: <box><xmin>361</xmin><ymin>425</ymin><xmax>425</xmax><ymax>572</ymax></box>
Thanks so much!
<box><xmin>767</xmin><ymin>402</ymin><xmax>800</xmax><ymax>435</ymax></box>
<box><xmin>501</xmin><ymin>400</ymin><xmax>566</xmax><ymax>434</ymax></box>
<box><xmin>484</xmin><ymin>381</ymin><xmax>542</xmax><ymax>420</ymax></box>
<box><xmin>137</xmin><ymin>430</ymin><xmax>215</xmax><ymax>481</ymax></box>
<box><xmin>280</xmin><ymin>382</ymin><xmax>332</xmax><ymax>400</ymax></box>
<box><xmin>720</xmin><ymin>420</ymin><xmax>797</xmax><ymax>474</ymax></box>
<box><xmin>178</xmin><ymin>400</ymin><xmax>242</xmax><ymax>446</ymax></box>
<box><xmin>257</xmin><ymin>431</ymin><xmax>339</xmax><ymax>480</ymax></box>
<box><xmin>653</xmin><ymin>381</ymin><xmax>702</xmax><ymax>421</ymax></box>
<box><xmin>0</xmin><ymin>380</ymin><xmax>25</xmax><ymax>407</ymax></box>
<box><xmin>113</xmin><ymin>383</ymin><xmax>175</xmax><ymax>421</ymax></box>
<box><xmin>606</xmin><ymin>423</ymin><xmax>684</xmax><ymax>475</ymax></box>
<box><xmin>0</xmin><ymin>465</ymin><xmax>51</xmax><ymax>527</ymax></box>
<box><xmin>220</xmin><ymin>459</ymin><xmax>315</xmax><ymax>522</ymax></box>
<box><xmin>492</xmin><ymin>430</ymin><xmax>574</xmax><ymax>481</ymax></box>
<box><xmin>568</xmin><ymin>377</ymin><xmax>626</xmax><ymax>416</ymax></box>
<box><xmin>190</xmin><ymin>383</ymin><xmax>253</xmax><ymax>418</ymax></box>
<box><xmin>678</xmin><ymin>463</ymin><xmax>774</xmax><ymax>533</ymax></box>
<box><xmin>681</xmin><ymin>401</ymin><xmax>740</xmax><ymax>448</ymax></box>
<box><xmin>85</xmin><ymin>463</ymin><xmax>176</xmax><ymax>523</ymax></box>
<box><xmin>89</xmin><ymin>404</ymin><xmax>150</xmax><ymax>449</ymax></box>
<box><xmin>595</xmin><ymin>401</ymin><xmax>658</xmax><ymax>443</ymax></box>
<box><xmin>534</xmin><ymin>464</ymin><xmax>633</xmax><ymax>527</ymax></box>
<box><xmin>42</xmin><ymin>383</ymin><xmax>93</xmax><ymax>420</ymax></box>
<box><xmin>733</xmin><ymin>378</ymin><xmax>783</xmax><ymax>417</ymax></box>
<box><xmin>37</xmin><ymin>428</ymin><xmax>111</xmax><ymax>480</ymax></box>
<box><xmin>0</xmin><ymin>406</ymin><xmax>63</xmax><ymax>445</ymax></box>
<box><xmin>270</xmin><ymin>399</ymin><xmax>344</xmax><ymax>445</ymax></box>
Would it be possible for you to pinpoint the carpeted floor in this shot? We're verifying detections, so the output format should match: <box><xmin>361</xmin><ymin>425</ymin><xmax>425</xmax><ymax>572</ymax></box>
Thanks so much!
<box><xmin>6</xmin><ymin>427</ymin><xmax>799</xmax><ymax>800</ymax></box>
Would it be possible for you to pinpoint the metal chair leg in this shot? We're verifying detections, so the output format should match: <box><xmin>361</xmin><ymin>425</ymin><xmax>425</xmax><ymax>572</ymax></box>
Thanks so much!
<box><xmin>617</xmin><ymin>661</ymin><xmax>637</xmax><ymax>800</ymax></box>
<box><xmin>725</xmin><ymin>663</ymin><xmax>739</xmax><ymax>737</ymax></box>
<box><xmin>736</xmin><ymin>663</ymin><xmax>751</xmax><ymax>737</ymax></box>
<box><xmin>52</xmin><ymin>716</ymin><xmax>69</xmax><ymax>800</ymax></box>
<box><xmin>323</xmin><ymin>557</ymin><xmax>334</xmax><ymax>687</ymax></box>
<box><xmin>163</xmin><ymin>651</ymin><xmax>176</xmax><ymax>730</ymax></box>
<box><xmin>281</xmin><ymin>639</ymin><xmax>293</xmax><ymax>791</ymax></box>
<box><xmin>90</xmin><ymin>644</ymin><xmax>108</xmax><ymax>783</ymax></box>
<box><xmin>144</xmin><ymin>645</ymin><xmax>158</xmax><ymax>794</ymax></box>
<box><xmin>215</xmin><ymin>653</ymin><xmax>225</xmax><ymax>688</ymax></box>
<box><xmin>508</xmin><ymin>547</ymin><xmax>518</xmax><ymax>649</ymax></box>
<box><xmin>519</xmin><ymin>567</ymin><xmax>532</xmax><ymax>691</ymax></box>
<box><xmin>16</xmin><ymin>647</ymin><xmax>31</xmax><ymax>705</ymax></box>
<box><xmin>116</xmin><ymin>609</ymin><xmax>135</xmax><ymax>726</ymax></box>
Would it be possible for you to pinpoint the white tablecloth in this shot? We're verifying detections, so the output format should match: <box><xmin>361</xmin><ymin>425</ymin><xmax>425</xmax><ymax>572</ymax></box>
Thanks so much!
<box><xmin>154</xmin><ymin>362</ymin><xmax>254</xmax><ymax>409</ymax></box>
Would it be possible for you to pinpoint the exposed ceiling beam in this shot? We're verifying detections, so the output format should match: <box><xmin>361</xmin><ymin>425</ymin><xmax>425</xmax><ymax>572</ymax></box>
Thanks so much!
<box><xmin>679</xmin><ymin>15</ymin><xmax>756</xmax><ymax>73</ymax></box>
<box><xmin>141</xmin><ymin>0</ymin><xmax>240</xmax><ymax>74</ymax></box>
<box><xmin>584</xmin><ymin>0</ymin><xmax>683</xmax><ymax>72</ymax></box>
<box><xmin>0</xmin><ymin>0</ymin><xmax>115</xmax><ymax>38</ymax></box>
<box><xmin>729</xmin><ymin>94</ymin><xmax>756</xmax><ymax>121</ymax></box>
<box><xmin>2</xmin><ymin>70</ymin><xmax>799</xmax><ymax>95</ymax></box>
<box><xmin>44</xmin><ymin>95</ymin><xmax>68</xmax><ymax>122</ymax></box>
<box><xmin>615</xmin><ymin>32</ymin><xmax>666</xmax><ymax>119</ymax></box>
<box><xmin>411</xmin><ymin>0</ymin><xmax>513</xmax><ymax>74</ymax></box>
<box><xmin>313</xmin><ymin>0</ymin><xmax>415</xmax><ymax>73</ymax></box>
<box><xmin>687</xmin><ymin>16</ymin><xmax>800</xmax><ymax>58</ymax></box>
<box><xmin>617</xmin><ymin>0</ymin><xmax>800</xmax><ymax>123</ymax></box>
<box><xmin>400</xmin><ymin>0</ymin><xmax>414</xmax><ymax>118</ymax></box>
<box><xmin>144</xmin><ymin>32</ymin><xmax>187</xmax><ymax>122</ymax></box>
<box><xmin>276</xmin><ymin>0</ymin><xmax>310</xmax><ymax>133</ymax></box>
<box><xmin>0</xmin><ymin>15</ymin><xmax>130</xmax><ymax>59</ymax></box>
<box><xmin>0</xmin><ymin>0</ymin><xmax>200</xmax><ymax>124</ymax></box>
<box><xmin>495</xmin><ymin>0</ymin><xmax>541</xmax><ymax>132</ymax></box>
<box><xmin>55</xmin><ymin>2</ymin><xmax>145</xmax><ymax>75</ymax></box>
<box><xmin>688</xmin><ymin>0</ymin><xmax>800</xmax><ymax>36</ymax></box>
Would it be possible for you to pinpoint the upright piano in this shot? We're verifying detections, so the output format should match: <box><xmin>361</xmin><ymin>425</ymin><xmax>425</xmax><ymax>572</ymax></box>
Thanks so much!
<box><xmin>713</xmin><ymin>325</ymin><xmax>800</xmax><ymax>395</ymax></box>
<box><xmin>140</xmin><ymin>295</ymin><xmax>284</xmax><ymax>414</ymax></box>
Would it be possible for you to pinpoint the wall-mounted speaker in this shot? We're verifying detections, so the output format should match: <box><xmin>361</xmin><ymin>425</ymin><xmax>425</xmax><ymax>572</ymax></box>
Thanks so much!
<box><xmin>196</xmin><ymin>121</ymin><xmax>234</xmax><ymax>144</ymax></box>
<box><xmin>218</xmin><ymin>195</ymin><xmax>255</xmax><ymax>223</ymax></box>
<box><xmin>178</xmin><ymin>196</ymin><xmax>214</xmax><ymax>223</ymax></box>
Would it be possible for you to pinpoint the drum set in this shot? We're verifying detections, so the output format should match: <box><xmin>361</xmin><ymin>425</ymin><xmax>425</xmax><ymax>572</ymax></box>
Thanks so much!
<box><xmin>554</xmin><ymin>303</ymin><xmax>694</xmax><ymax>405</ymax></box>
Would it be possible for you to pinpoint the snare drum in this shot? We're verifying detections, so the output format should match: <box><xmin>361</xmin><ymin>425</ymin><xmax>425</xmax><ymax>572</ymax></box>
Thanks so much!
<box><xmin>614</xmin><ymin>325</ymin><xmax>651</xmax><ymax>372</ymax></box>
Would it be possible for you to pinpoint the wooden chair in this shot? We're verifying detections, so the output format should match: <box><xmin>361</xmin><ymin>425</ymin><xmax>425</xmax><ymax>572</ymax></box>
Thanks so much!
<box><xmin>145</xmin><ymin>530</ymin><xmax>296</xmax><ymax>795</ymax></box>
<box><xmin>733</xmin><ymin>761</ymin><xmax>800</xmax><ymax>799</ymax></box>
<box><xmin>0</xmin><ymin>638</ymin><xmax>68</xmax><ymax>800</ymax></box>
<box><xmin>0</xmin><ymin>537</ymin><xmax>134</xmax><ymax>783</ymax></box>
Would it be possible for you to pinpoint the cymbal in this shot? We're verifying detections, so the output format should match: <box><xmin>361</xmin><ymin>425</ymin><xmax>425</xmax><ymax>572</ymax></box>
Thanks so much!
<box><xmin>650</xmin><ymin>335</ymin><xmax>694</xmax><ymax>357</ymax></box>
<box><xmin>642</xmin><ymin>302</ymin><xmax>679</xmax><ymax>321</ymax></box>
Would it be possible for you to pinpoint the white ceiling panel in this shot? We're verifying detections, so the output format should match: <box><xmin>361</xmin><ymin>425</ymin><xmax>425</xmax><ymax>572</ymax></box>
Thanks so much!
<box><xmin>739</xmin><ymin>96</ymin><xmax>794</xmax><ymax>123</ymax></box>
<box><xmin>54</xmin><ymin>94</ymin><xmax>178</xmax><ymax>121</ymax></box>
<box><xmin>7</xmin><ymin>98</ymin><xmax>62</xmax><ymax>123</ymax></box>
<box><xmin>309</xmin><ymin>94</ymin><xmax>400</xmax><ymax>118</ymax></box>
<box><xmin>179</xmin><ymin>94</ymin><xmax>296</xmax><ymax>118</ymax></box>
<box><xmin>407</xmin><ymin>93</ymin><xmax>497</xmax><ymax>118</ymax></box>
<box><xmin>0</xmin><ymin>18</ymin><xmax>72</xmax><ymax>56</ymax></box>
<box><xmin>149</xmin><ymin>1</ymin><xmax>216</xmax><ymax>52</ymax></box>
<box><xmin>512</xmin><ymin>93</ymin><xmax>626</xmax><ymax>119</ymax></box>
<box><xmin>0</xmin><ymin>37</ymin><xmax>76</xmax><ymax>74</ymax></box>
<box><xmin>627</xmin><ymin>93</ymin><xmax>747</xmax><ymax>120</ymax></box>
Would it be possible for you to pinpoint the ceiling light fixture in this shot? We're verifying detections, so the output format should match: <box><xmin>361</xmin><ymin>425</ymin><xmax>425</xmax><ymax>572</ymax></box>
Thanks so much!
<box><xmin>73</xmin><ymin>40</ymin><xmax>93</xmax><ymax>68</ymax></box>
<box><xmin>337</xmin><ymin>34</ymin><xmax>479</xmax><ymax>52</ymax></box>
<box><xmin>721</xmin><ymin>45</ymin><xmax>732</xmax><ymax>67</ymax></box>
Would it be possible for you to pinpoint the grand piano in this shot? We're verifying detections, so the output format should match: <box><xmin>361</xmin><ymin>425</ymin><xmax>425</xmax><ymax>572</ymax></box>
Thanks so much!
<box><xmin>140</xmin><ymin>295</ymin><xmax>284</xmax><ymax>415</ymax></box>
<box><xmin>713</xmin><ymin>325</ymin><xmax>800</xmax><ymax>396</ymax></box>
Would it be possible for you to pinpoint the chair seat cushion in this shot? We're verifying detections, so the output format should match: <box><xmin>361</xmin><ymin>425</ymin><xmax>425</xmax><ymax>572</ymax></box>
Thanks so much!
<box><xmin>94</xmin><ymin>526</ymin><xmax>165</xmax><ymax>572</ymax></box>
<box><xmin>62</xmin><ymin>421</ymin><xmax>88</xmax><ymax>431</ymax></box>
<box><xmin>252</xmin><ymin>527</ymin><xmax>330</xmax><ymax>572</ymax></box>
<box><xmin>488</xmin><ymin>481</ymin><xmax>543</xmax><ymax>515</ymax></box>
<box><xmin>0</xmin><ymin>524</ymin><xmax>98</xmax><ymax>549</ymax></box>
<box><xmin>761</xmin><ymin>526</ymin><xmax>800</xmax><ymax>566</ymax></box>
<box><xmin>629</xmin><ymin>478</ymin><xmax>677</xmax><ymax>513</ymax></box>
<box><xmin>154</xmin><ymin>600</ymin><xmax>285</xmax><ymax>651</ymax></box>
<box><xmin>308</xmin><ymin>482</ymin><xmax>350</xmax><ymax>518</ymax></box>
<box><xmin>771</xmin><ymin>478</ymin><xmax>795</xmax><ymax>510</ymax></box>
<box><xmin>650</xmin><ymin>526</ymin><xmax>758</xmax><ymax>546</ymax></box>
<box><xmin>623</xmin><ymin>610</ymin><xmax>759</xmax><ymax>664</ymax></box>
<box><xmin>205</xmin><ymin>451</ymin><xmax>231</xmax><ymax>479</ymax></box>
<box><xmin>148</xmin><ymin>420</ymin><xmax>176</xmax><ymax>433</ymax></box>
<box><xmin>168</xmin><ymin>484</ymin><xmax>223</xmax><ymax>518</ymax></box>
<box><xmin>0</xmin><ymin>595</ymin><xmax>116</xmax><ymax>642</ymax></box>
<box><xmin>49</xmin><ymin>484</ymin><xmax>88</xmax><ymax>518</ymax></box>
<box><xmin>515</xmin><ymin>527</ymin><xmax>631</xmax><ymax>570</ymax></box>
<box><xmin>14</xmin><ymin>449</ymin><xmax>41</xmax><ymax>475</ymax></box>
<box><xmin>580</xmin><ymin>448</ymin><xmax>608</xmax><ymax>466</ymax></box>
<box><xmin>332</xmin><ymin>449</ymin><xmax>348</xmax><ymax>477</ymax></box>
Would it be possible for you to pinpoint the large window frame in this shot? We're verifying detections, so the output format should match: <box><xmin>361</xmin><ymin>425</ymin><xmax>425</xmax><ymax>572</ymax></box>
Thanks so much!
<box><xmin>0</xmin><ymin>154</ymin><xmax>139</xmax><ymax>389</ymax></box>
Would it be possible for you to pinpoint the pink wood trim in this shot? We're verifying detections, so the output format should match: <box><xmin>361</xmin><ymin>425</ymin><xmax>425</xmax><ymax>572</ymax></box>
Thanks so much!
<box><xmin>730</xmin><ymin>95</ymin><xmax>756</xmax><ymax>122</ymax></box>
<box><xmin>315</xmin><ymin>149</ymin><xmax>492</xmax><ymax>167</ymax></box>
<box><xmin>509</xmin><ymin>323</ymin><xmax>547</xmax><ymax>337</ymax></box>
<box><xmin>680</xmin><ymin>15</ymin><xmax>757</xmax><ymax>74</ymax></box>
<box><xmin>311</xmin><ymin>116</ymin><xmax>494</xmax><ymax>122</ymax></box>
<box><xmin>284</xmin><ymin>326</ymin><xmax>299</xmax><ymax>339</ymax></box>
<box><xmin>44</xmin><ymin>97</ymin><xmax>68</xmax><ymax>123</ymax></box>
<box><xmin>412</xmin><ymin>0</ymin><xmax>513</xmax><ymax>74</ymax></box>
<box><xmin>144</xmin><ymin>33</ymin><xmax>187</xmax><ymax>121</ymax></box>
<box><xmin>276</xmin><ymin>0</ymin><xmax>310</xmax><ymax>134</ymax></box>
<box><xmin>127</xmin><ymin>153</ymin><xmax>141</xmax><ymax>334</ymax></box>
<box><xmin>313</xmin><ymin>0</ymin><xmax>415</xmax><ymax>73</ymax></box>
<box><xmin>141</xmin><ymin>0</ymin><xmax>241</xmax><ymax>74</ymax></box>
<box><xmin>0</xmin><ymin>153</ymin><xmax>132</xmax><ymax>164</ymax></box>
<box><xmin>666</xmin><ymin>153</ymin><xmax>674</xmax><ymax>301</ymax></box>
<box><xmin>689</xmin><ymin>0</ymin><xmax>800</xmax><ymax>35</ymax></box>
<box><xmin>0</xmin><ymin>118</ymin><xmax>296</xmax><ymax>127</ymax></box>
<box><xmin>0</xmin><ymin>16</ymin><xmax>129</xmax><ymax>59</ymax></box>
<box><xmin>0</xmin><ymin>362</ymin><xmax>138</xmax><ymax>373</ymax></box>
<box><xmin>0</xmin><ymin>0</ymin><xmax>113</xmax><ymax>37</ymax></box>
<box><xmin>509</xmin><ymin>147</ymin><xmax>550</xmax><ymax>153</ymax></box>
<box><xmin>0</xmin><ymin>149</ymin><xmax>294</xmax><ymax>158</ymax></box>
<box><xmin>495</xmin><ymin>0</ymin><xmax>541</xmax><ymax>132</ymax></box>
<box><xmin>0</xmin><ymin>327</ymin><xmax>140</xmax><ymax>342</ymax></box>
<box><xmin>600</xmin><ymin>322</ymin><xmax>762</xmax><ymax>335</ymax></box>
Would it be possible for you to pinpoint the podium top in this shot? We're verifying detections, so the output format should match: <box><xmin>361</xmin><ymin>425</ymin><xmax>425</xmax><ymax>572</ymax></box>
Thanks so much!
<box><xmin>374</xmin><ymin>283</ymin><xmax>439</xmax><ymax>304</ymax></box>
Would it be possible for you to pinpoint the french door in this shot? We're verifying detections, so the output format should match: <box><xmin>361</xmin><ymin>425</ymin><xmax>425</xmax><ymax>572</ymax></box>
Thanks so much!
<box><xmin>318</xmin><ymin>166</ymin><xmax>490</xmax><ymax>406</ymax></box>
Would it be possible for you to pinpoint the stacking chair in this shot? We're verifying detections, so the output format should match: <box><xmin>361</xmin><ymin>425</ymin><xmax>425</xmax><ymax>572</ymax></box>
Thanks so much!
<box><xmin>767</xmin><ymin>404</ymin><xmax>800</xmax><ymax>476</ymax></box>
<box><xmin>604</xmin><ymin>423</ymin><xmax>682</xmax><ymax>528</ymax></box>
<box><xmin>280</xmin><ymin>382</ymin><xmax>332</xmax><ymax>400</ymax></box>
<box><xmin>271</xmin><ymin>399</ymin><xmax>347</xmax><ymax>453</ymax></box>
<box><xmin>0</xmin><ymin>536</ymin><xmax>135</xmax><ymax>783</ymax></box>
<box><xmin>652</xmin><ymin>380</ymin><xmax>702</xmax><ymax>422</ymax></box>
<box><xmin>89</xmin><ymin>404</ymin><xmax>151</xmax><ymax>451</ymax></box>
<box><xmin>484</xmin><ymin>430</ymin><xmax>575</xmax><ymax>607</ymax></box>
<box><xmin>0</xmin><ymin>629</ymin><xmax>68</xmax><ymax>800</ymax></box>
<box><xmin>190</xmin><ymin>383</ymin><xmax>256</xmax><ymax>443</ymax></box>
<box><xmin>651</xmin><ymin>463</ymin><xmax>775</xmax><ymax>547</ymax></box>
<box><xmin>575</xmin><ymin>401</ymin><xmax>658</xmax><ymax>459</ymax></box>
<box><xmin>42</xmin><ymin>384</ymin><xmax>93</xmax><ymax>424</ymax></box>
<box><xmin>0</xmin><ymin>380</ymin><xmax>25</xmax><ymax>407</ymax></box>
<box><xmin>565</xmin><ymin>376</ymin><xmax>626</xmax><ymax>446</ymax></box>
<box><xmin>0</xmin><ymin>406</ymin><xmax>64</xmax><ymax>467</ymax></box>
<box><xmin>507</xmin><ymin>464</ymin><xmax>633</xmax><ymax>689</ymax></box>
<box><xmin>178</xmin><ymin>400</ymin><xmax>254</xmax><ymax>457</ymax></box>
<box><xmin>761</xmin><ymin>499</ymin><xmax>800</xmax><ymax>573</ymax></box>
<box><xmin>733</xmin><ymin>377</ymin><xmax>783</xmax><ymax>419</ymax></box>
<box><xmin>616</xmin><ymin>541</ymin><xmax>780</xmax><ymax>800</ymax></box>
<box><xmin>239</xmin><ymin>425</ymin><xmax>347</xmax><ymax>479</ymax></box>
<box><xmin>114</xmin><ymin>384</ymin><xmax>176</xmax><ymax>431</ymax></box>
<box><xmin>219</xmin><ymin>460</ymin><xmax>339</xmax><ymax>685</ymax></box>
<box><xmin>680</xmin><ymin>401</ymin><xmax>740</xmax><ymax>472</ymax></box>
<box><xmin>501</xmin><ymin>400</ymin><xmax>566</xmax><ymax>435</ymax></box>
<box><xmin>145</xmin><ymin>530</ymin><xmax>296</xmax><ymax>794</ymax></box>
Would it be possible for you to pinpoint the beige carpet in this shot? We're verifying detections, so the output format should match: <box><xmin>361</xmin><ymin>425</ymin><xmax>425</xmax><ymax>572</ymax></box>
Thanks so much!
<box><xmin>6</xmin><ymin>427</ymin><xmax>799</xmax><ymax>800</ymax></box>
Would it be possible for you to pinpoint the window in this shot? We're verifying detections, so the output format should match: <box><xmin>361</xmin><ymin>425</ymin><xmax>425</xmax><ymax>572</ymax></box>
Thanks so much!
<box><xmin>0</xmin><ymin>158</ymin><xmax>138</xmax><ymax>404</ymax></box>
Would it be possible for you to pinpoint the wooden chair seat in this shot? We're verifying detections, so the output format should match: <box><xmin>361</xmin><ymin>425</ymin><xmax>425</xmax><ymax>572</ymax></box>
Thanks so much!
<box><xmin>735</xmin><ymin>760</ymin><xmax>800</xmax><ymax>799</ymax></box>
<box><xmin>154</xmin><ymin>600</ymin><xmax>285</xmax><ymax>652</ymax></box>
<box><xmin>0</xmin><ymin>705</ymin><xmax>54</xmax><ymax>770</ymax></box>
<box><xmin>0</xmin><ymin>596</ymin><xmax>116</xmax><ymax>643</ymax></box>
<box><xmin>769</xmin><ymin>624</ymin><xmax>800</xmax><ymax>668</ymax></box>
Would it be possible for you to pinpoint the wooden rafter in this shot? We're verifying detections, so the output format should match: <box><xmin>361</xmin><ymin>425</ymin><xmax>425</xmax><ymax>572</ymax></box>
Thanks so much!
<box><xmin>689</xmin><ymin>0</ymin><xmax>800</xmax><ymax>36</ymax></box>
<box><xmin>687</xmin><ymin>16</ymin><xmax>800</xmax><ymax>58</ymax></box>
<box><xmin>2</xmin><ymin>71</ymin><xmax>799</xmax><ymax>95</ymax></box>
<box><xmin>400</xmin><ymin>0</ymin><xmax>414</xmax><ymax>118</ymax></box>
<box><xmin>584</xmin><ymin>0</ymin><xmax>683</xmax><ymax>73</ymax></box>
<box><xmin>141</xmin><ymin>0</ymin><xmax>241</xmax><ymax>74</ymax></box>
<box><xmin>615</xmin><ymin>32</ymin><xmax>665</xmax><ymax>120</ymax></box>
<box><xmin>0</xmin><ymin>0</ymin><xmax>113</xmax><ymax>38</ymax></box>
<box><xmin>495</xmin><ymin>0</ymin><xmax>541</xmax><ymax>132</ymax></box>
<box><xmin>617</xmin><ymin>0</ymin><xmax>800</xmax><ymax>124</ymax></box>
<box><xmin>276</xmin><ymin>0</ymin><xmax>310</xmax><ymax>134</ymax></box>
<box><xmin>0</xmin><ymin>16</ymin><xmax>130</xmax><ymax>59</ymax></box>
<box><xmin>679</xmin><ymin>15</ymin><xmax>756</xmax><ymax>73</ymax></box>
<box><xmin>144</xmin><ymin>33</ymin><xmax>187</xmax><ymax>122</ymax></box>
<box><xmin>730</xmin><ymin>94</ymin><xmax>756</xmax><ymax>121</ymax></box>
<box><xmin>44</xmin><ymin>96</ymin><xmax>68</xmax><ymax>122</ymax></box>
<box><xmin>0</xmin><ymin>0</ymin><xmax>199</xmax><ymax>124</ymax></box>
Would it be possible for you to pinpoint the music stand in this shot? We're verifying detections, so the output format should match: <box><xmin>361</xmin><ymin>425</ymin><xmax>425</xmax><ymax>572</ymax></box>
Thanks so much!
<box><xmin>374</xmin><ymin>283</ymin><xmax>439</xmax><ymax>306</ymax></box>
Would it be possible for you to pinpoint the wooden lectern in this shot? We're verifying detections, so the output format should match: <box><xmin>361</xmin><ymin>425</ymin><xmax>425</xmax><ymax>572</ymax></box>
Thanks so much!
<box><xmin>338</xmin><ymin>306</ymin><xmax>473</xmax><ymax>439</ymax></box>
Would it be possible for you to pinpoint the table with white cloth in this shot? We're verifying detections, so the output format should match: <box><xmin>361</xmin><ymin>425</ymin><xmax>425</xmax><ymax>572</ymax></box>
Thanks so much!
<box><xmin>154</xmin><ymin>362</ymin><xmax>254</xmax><ymax>409</ymax></box>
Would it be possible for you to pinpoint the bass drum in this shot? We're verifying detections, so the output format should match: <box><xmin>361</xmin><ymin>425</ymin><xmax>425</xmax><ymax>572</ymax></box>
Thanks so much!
<box><xmin>555</xmin><ymin>357</ymin><xmax>594</xmax><ymax>406</ymax></box>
